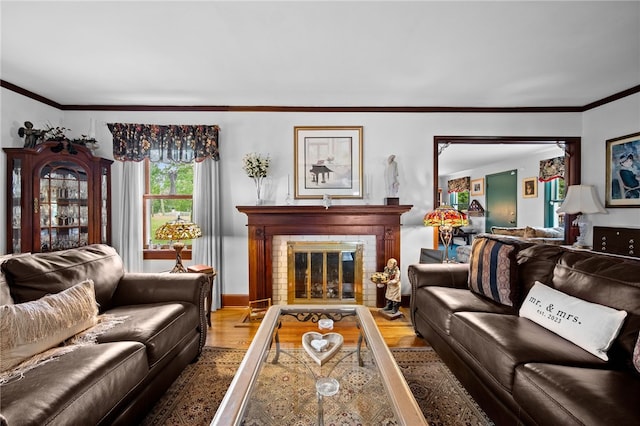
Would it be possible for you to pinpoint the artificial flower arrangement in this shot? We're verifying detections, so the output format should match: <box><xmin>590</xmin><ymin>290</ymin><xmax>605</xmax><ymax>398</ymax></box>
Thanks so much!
<box><xmin>242</xmin><ymin>152</ymin><xmax>271</xmax><ymax>178</ymax></box>
<box><xmin>242</xmin><ymin>152</ymin><xmax>271</xmax><ymax>204</ymax></box>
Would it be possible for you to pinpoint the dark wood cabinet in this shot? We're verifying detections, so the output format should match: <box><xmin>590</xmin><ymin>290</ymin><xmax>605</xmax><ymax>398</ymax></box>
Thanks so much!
<box><xmin>4</xmin><ymin>141</ymin><xmax>113</xmax><ymax>254</ymax></box>
<box><xmin>593</xmin><ymin>226</ymin><xmax>639</xmax><ymax>258</ymax></box>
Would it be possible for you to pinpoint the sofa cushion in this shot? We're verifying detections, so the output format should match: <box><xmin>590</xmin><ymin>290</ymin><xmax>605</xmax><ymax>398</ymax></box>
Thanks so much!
<box><xmin>0</xmin><ymin>280</ymin><xmax>98</xmax><ymax>372</ymax></box>
<box><xmin>520</xmin><ymin>281</ymin><xmax>627</xmax><ymax>361</ymax></box>
<box><xmin>513</xmin><ymin>363</ymin><xmax>640</xmax><ymax>426</ymax></box>
<box><xmin>413</xmin><ymin>287</ymin><xmax>514</xmax><ymax>336</ymax></box>
<box><xmin>1</xmin><ymin>244</ymin><xmax>124</xmax><ymax>310</ymax></box>
<box><xmin>0</xmin><ymin>341</ymin><xmax>147</xmax><ymax>426</ymax></box>
<box><xmin>98</xmin><ymin>302</ymin><xmax>199</xmax><ymax>366</ymax></box>
<box><xmin>551</xmin><ymin>249</ymin><xmax>640</xmax><ymax>367</ymax></box>
<box><xmin>450</xmin><ymin>312</ymin><xmax>607</xmax><ymax>392</ymax></box>
<box><xmin>468</xmin><ymin>237</ymin><xmax>521</xmax><ymax>306</ymax></box>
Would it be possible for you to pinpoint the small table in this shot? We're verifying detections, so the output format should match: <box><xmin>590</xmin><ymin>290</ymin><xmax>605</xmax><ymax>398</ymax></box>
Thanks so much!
<box><xmin>212</xmin><ymin>305</ymin><xmax>427</xmax><ymax>425</ymax></box>
<box><xmin>187</xmin><ymin>264</ymin><xmax>216</xmax><ymax>327</ymax></box>
<box><xmin>455</xmin><ymin>229</ymin><xmax>477</xmax><ymax>245</ymax></box>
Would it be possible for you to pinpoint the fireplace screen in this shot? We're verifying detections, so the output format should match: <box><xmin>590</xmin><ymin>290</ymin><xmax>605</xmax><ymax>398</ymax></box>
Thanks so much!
<box><xmin>287</xmin><ymin>242</ymin><xmax>363</xmax><ymax>304</ymax></box>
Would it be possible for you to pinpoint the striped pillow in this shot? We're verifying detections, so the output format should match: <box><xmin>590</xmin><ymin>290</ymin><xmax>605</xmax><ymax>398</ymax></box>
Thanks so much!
<box><xmin>468</xmin><ymin>238</ymin><xmax>519</xmax><ymax>306</ymax></box>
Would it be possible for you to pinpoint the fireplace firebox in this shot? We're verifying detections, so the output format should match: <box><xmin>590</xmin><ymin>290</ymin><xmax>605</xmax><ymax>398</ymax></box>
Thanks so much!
<box><xmin>288</xmin><ymin>242</ymin><xmax>363</xmax><ymax>304</ymax></box>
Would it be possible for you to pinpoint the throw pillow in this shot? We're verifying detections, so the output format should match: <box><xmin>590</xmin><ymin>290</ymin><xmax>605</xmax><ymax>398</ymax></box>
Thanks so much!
<box><xmin>519</xmin><ymin>281</ymin><xmax>627</xmax><ymax>361</ymax></box>
<box><xmin>468</xmin><ymin>238</ymin><xmax>519</xmax><ymax>306</ymax></box>
<box><xmin>524</xmin><ymin>226</ymin><xmax>563</xmax><ymax>239</ymax></box>
<box><xmin>0</xmin><ymin>274</ymin><xmax>13</xmax><ymax>306</ymax></box>
<box><xmin>491</xmin><ymin>226</ymin><xmax>526</xmax><ymax>237</ymax></box>
<box><xmin>634</xmin><ymin>332</ymin><xmax>640</xmax><ymax>374</ymax></box>
<box><xmin>0</xmin><ymin>279</ymin><xmax>98</xmax><ymax>372</ymax></box>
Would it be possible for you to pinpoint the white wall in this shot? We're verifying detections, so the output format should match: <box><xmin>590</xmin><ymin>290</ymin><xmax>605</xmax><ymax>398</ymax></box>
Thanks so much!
<box><xmin>4</xmin><ymin>87</ymin><xmax>638</xmax><ymax>297</ymax></box>
<box><xmin>582</xmin><ymin>94</ymin><xmax>640</xmax><ymax>244</ymax></box>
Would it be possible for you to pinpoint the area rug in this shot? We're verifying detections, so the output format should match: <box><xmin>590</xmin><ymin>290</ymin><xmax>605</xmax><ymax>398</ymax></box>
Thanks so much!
<box><xmin>142</xmin><ymin>346</ymin><xmax>493</xmax><ymax>426</ymax></box>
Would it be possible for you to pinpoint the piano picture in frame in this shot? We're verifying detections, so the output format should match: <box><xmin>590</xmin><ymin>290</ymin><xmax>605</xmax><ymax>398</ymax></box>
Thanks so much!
<box><xmin>294</xmin><ymin>126</ymin><xmax>363</xmax><ymax>199</ymax></box>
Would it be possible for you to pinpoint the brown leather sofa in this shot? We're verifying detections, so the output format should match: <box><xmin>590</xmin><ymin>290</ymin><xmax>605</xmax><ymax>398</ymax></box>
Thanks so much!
<box><xmin>0</xmin><ymin>244</ymin><xmax>209</xmax><ymax>426</ymax></box>
<box><xmin>408</xmin><ymin>235</ymin><xmax>640</xmax><ymax>425</ymax></box>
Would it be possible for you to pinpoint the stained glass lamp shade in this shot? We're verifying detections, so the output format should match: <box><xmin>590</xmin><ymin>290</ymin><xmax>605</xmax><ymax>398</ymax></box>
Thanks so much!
<box><xmin>155</xmin><ymin>217</ymin><xmax>202</xmax><ymax>273</ymax></box>
<box><xmin>424</xmin><ymin>205</ymin><xmax>469</xmax><ymax>263</ymax></box>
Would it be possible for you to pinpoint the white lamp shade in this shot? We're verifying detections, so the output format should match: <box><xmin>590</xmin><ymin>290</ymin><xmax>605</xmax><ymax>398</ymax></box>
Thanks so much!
<box><xmin>557</xmin><ymin>185</ymin><xmax>606</xmax><ymax>215</ymax></box>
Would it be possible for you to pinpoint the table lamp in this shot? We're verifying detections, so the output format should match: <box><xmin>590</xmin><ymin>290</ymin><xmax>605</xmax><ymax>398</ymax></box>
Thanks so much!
<box><xmin>556</xmin><ymin>185</ymin><xmax>606</xmax><ymax>249</ymax></box>
<box><xmin>155</xmin><ymin>216</ymin><xmax>202</xmax><ymax>273</ymax></box>
<box><xmin>424</xmin><ymin>205</ymin><xmax>469</xmax><ymax>263</ymax></box>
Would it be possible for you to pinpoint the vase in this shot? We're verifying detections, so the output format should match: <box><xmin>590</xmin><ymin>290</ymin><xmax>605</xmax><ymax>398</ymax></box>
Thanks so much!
<box><xmin>253</xmin><ymin>177</ymin><xmax>265</xmax><ymax>205</ymax></box>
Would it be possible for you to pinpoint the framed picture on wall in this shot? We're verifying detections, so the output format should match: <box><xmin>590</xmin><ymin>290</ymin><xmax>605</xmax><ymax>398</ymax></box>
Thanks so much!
<box><xmin>523</xmin><ymin>177</ymin><xmax>538</xmax><ymax>198</ymax></box>
<box><xmin>605</xmin><ymin>131</ymin><xmax>640</xmax><ymax>207</ymax></box>
<box><xmin>470</xmin><ymin>178</ymin><xmax>484</xmax><ymax>196</ymax></box>
<box><xmin>294</xmin><ymin>126</ymin><xmax>363</xmax><ymax>199</ymax></box>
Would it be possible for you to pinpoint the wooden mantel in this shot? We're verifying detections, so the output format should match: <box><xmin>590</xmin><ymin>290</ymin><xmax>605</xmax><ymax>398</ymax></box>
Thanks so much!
<box><xmin>237</xmin><ymin>204</ymin><xmax>413</xmax><ymax>307</ymax></box>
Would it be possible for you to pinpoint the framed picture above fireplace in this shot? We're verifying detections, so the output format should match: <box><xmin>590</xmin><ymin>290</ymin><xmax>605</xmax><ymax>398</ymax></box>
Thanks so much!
<box><xmin>294</xmin><ymin>126</ymin><xmax>363</xmax><ymax>199</ymax></box>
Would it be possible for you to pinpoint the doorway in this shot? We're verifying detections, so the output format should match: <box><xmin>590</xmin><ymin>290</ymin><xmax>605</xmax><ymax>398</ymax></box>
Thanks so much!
<box><xmin>486</xmin><ymin>170</ymin><xmax>518</xmax><ymax>231</ymax></box>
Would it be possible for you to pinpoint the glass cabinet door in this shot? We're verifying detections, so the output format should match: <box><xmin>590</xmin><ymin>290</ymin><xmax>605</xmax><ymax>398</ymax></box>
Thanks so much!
<box><xmin>38</xmin><ymin>161</ymin><xmax>89</xmax><ymax>252</ymax></box>
<box><xmin>9</xmin><ymin>159</ymin><xmax>23</xmax><ymax>253</ymax></box>
<box><xmin>101</xmin><ymin>165</ymin><xmax>109</xmax><ymax>243</ymax></box>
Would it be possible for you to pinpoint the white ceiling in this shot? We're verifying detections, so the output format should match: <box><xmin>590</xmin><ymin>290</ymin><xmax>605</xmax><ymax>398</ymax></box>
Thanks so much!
<box><xmin>1</xmin><ymin>1</ymin><xmax>639</xmax><ymax>108</ymax></box>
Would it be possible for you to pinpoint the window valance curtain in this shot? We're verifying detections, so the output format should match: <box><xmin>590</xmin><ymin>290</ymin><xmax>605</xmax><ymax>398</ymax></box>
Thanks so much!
<box><xmin>539</xmin><ymin>156</ymin><xmax>565</xmax><ymax>182</ymax></box>
<box><xmin>108</xmin><ymin>123</ymin><xmax>220</xmax><ymax>163</ymax></box>
<box><xmin>448</xmin><ymin>176</ymin><xmax>470</xmax><ymax>193</ymax></box>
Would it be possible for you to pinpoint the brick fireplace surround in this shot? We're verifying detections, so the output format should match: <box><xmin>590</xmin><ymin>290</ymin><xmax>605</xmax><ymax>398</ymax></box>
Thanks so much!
<box><xmin>236</xmin><ymin>205</ymin><xmax>412</xmax><ymax>308</ymax></box>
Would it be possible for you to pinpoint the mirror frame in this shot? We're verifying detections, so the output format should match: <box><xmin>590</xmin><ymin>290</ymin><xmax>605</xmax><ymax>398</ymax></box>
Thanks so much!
<box><xmin>433</xmin><ymin>135</ymin><xmax>581</xmax><ymax>243</ymax></box>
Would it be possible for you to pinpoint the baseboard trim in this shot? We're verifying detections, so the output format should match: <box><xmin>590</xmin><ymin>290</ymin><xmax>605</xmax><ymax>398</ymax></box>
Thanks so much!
<box><xmin>222</xmin><ymin>294</ymin><xmax>250</xmax><ymax>307</ymax></box>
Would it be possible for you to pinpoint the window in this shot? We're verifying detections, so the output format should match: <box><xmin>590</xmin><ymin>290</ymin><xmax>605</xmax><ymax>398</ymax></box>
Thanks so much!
<box><xmin>544</xmin><ymin>178</ymin><xmax>566</xmax><ymax>227</ymax></box>
<box><xmin>449</xmin><ymin>191</ymin><xmax>470</xmax><ymax>212</ymax></box>
<box><xmin>144</xmin><ymin>159</ymin><xmax>195</xmax><ymax>259</ymax></box>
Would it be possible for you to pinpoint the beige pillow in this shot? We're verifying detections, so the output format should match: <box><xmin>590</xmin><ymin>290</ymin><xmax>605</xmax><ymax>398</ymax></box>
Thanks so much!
<box><xmin>0</xmin><ymin>276</ymin><xmax>13</xmax><ymax>306</ymax></box>
<box><xmin>633</xmin><ymin>332</ymin><xmax>640</xmax><ymax>374</ymax></box>
<box><xmin>491</xmin><ymin>226</ymin><xmax>526</xmax><ymax>237</ymax></box>
<box><xmin>0</xmin><ymin>279</ymin><xmax>98</xmax><ymax>372</ymax></box>
<box><xmin>524</xmin><ymin>226</ymin><xmax>563</xmax><ymax>239</ymax></box>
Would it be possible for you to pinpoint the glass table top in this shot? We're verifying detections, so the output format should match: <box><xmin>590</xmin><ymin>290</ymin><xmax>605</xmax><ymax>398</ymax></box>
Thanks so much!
<box><xmin>211</xmin><ymin>305</ymin><xmax>427</xmax><ymax>426</ymax></box>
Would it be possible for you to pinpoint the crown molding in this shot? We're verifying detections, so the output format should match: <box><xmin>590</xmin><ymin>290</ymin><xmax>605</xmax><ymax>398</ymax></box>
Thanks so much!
<box><xmin>2</xmin><ymin>79</ymin><xmax>638</xmax><ymax>113</ymax></box>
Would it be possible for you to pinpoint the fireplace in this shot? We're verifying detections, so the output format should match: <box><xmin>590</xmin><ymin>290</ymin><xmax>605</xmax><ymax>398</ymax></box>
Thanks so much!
<box><xmin>287</xmin><ymin>241</ymin><xmax>364</xmax><ymax>304</ymax></box>
<box><xmin>237</xmin><ymin>205</ymin><xmax>412</xmax><ymax>308</ymax></box>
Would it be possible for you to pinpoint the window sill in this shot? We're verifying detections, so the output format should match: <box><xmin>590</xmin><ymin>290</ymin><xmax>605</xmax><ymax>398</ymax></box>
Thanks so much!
<box><xmin>143</xmin><ymin>249</ymin><xmax>193</xmax><ymax>260</ymax></box>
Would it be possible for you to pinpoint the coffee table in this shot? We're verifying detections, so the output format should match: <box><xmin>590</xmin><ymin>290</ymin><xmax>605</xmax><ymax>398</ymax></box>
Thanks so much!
<box><xmin>211</xmin><ymin>305</ymin><xmax>427</xmax><ymax>425</ymax></box>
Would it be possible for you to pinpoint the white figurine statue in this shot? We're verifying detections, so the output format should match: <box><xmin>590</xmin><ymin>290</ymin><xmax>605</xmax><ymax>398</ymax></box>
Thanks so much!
<box><xmin>385</xmin><ymin>154</ymin><xmax>399</xmax><ymax>197</ymax></box>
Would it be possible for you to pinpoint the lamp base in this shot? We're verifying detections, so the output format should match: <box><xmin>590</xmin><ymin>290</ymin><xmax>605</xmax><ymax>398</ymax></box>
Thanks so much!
<box><xmin>170</xmin><ymin>241</ymin><xmax>188</xmax><ymax>273</ymax></box>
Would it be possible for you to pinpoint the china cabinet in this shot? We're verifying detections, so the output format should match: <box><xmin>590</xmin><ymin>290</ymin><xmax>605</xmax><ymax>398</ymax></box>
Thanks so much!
<box><xmin>4</xmin><ymin>141</ymin><xmax>113</xmax><ymax>254</ymax></box>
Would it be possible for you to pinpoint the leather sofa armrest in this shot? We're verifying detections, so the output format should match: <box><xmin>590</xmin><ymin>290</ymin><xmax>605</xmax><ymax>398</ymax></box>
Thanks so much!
<box><xmin>111</xmin><ymin>273</ymin><xmax>208</xmax><ymax>308</ymax></box>
<box><xmin>408</xmin><ymin>263</ymin><xmax>469</xmax><ymax>291</ymax></box>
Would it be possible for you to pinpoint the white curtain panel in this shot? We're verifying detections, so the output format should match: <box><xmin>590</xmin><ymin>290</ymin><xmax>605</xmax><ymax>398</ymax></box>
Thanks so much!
<box><xmin>117</xmin><ymin>161</ymin><xmax>144</xmax><ymax>272</ymax></box>
<box><xmin>193</xmin><ymin>159</ymin><xmax>222</xmax><ymax>311</ymax></box>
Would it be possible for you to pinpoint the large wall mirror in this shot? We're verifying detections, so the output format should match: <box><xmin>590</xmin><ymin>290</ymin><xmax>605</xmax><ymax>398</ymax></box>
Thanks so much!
<box><xmin>433</xmin><ymin>136</ymin><xmax>581</xmax><ymax>242</ymax></box>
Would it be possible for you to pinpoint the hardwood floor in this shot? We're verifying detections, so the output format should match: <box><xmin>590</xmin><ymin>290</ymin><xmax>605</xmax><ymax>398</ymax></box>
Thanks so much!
<box><xmin>205</xmin><ymin>307</ymin><xmax>429</xmax><ymax>349</ymax></box>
